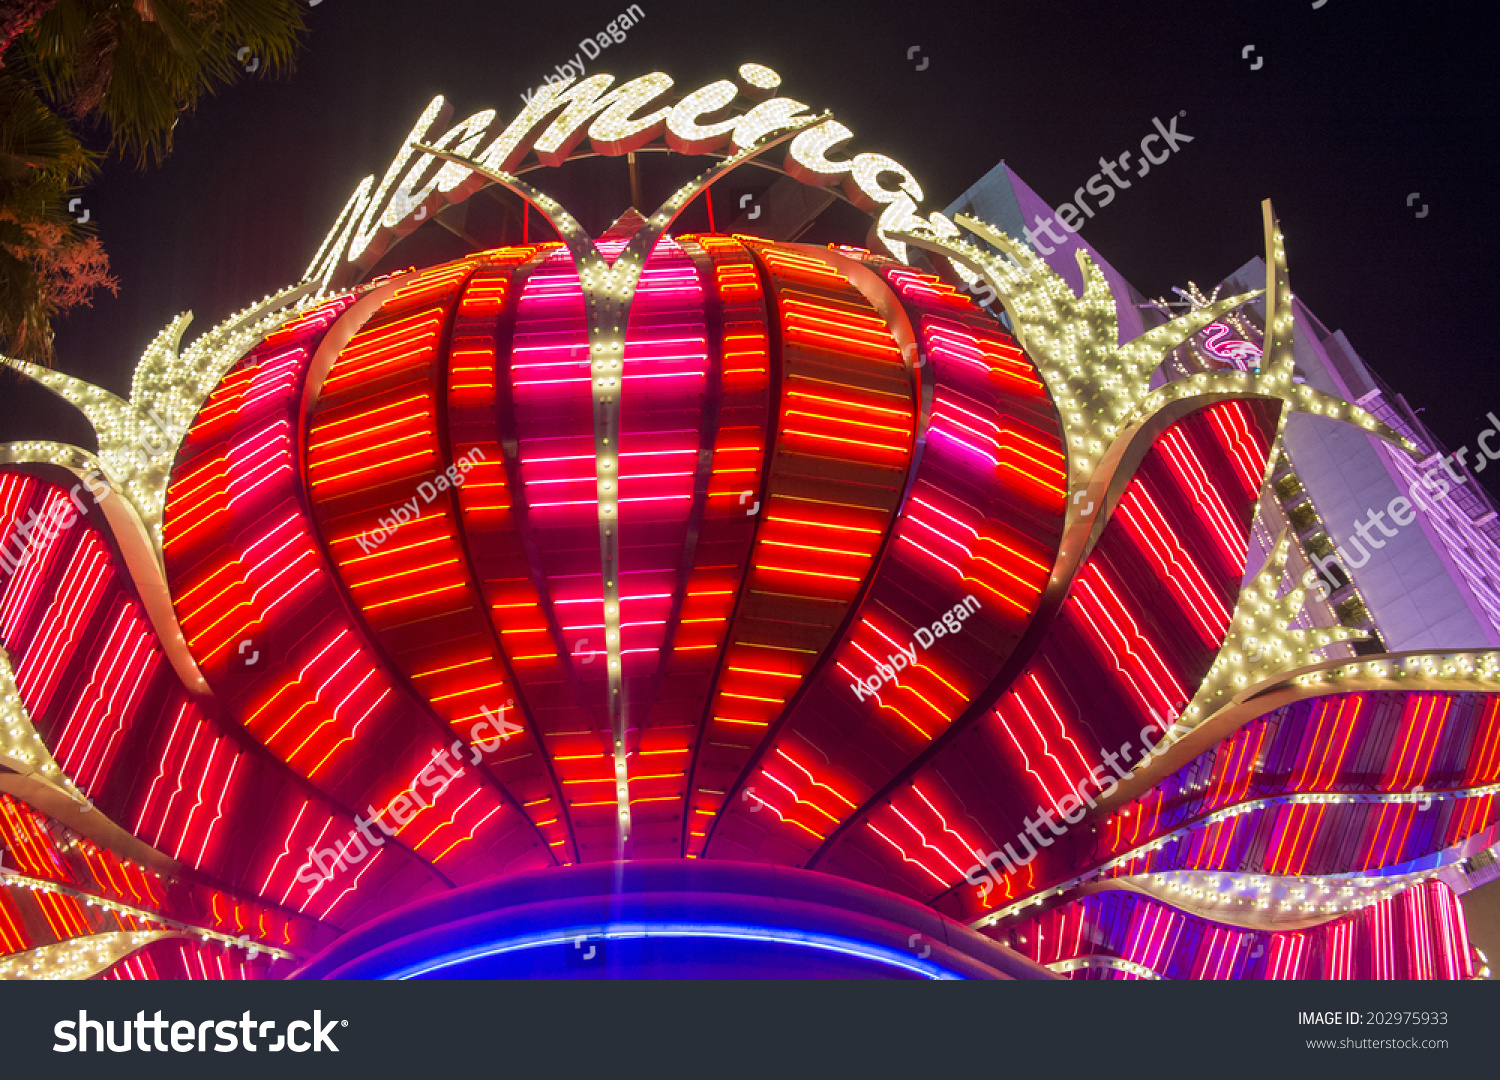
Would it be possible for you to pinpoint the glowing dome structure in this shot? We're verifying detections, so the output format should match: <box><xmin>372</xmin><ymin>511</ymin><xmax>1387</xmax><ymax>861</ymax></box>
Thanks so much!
<box><xmin>0</xmin><ymin>62</ymin><xmax>1495</xmax><ymax>980</ymax></box>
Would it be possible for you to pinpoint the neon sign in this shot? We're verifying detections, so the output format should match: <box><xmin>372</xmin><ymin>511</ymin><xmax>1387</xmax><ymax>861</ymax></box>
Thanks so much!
<box><xmin>304</xmin><ymin>63</ymin><xmax>961</xmax><ymax>290</ymax></box>
<box><xmin>1200</xmin><ymin>322</ymin><xmax>1262</xmax><ymax>367</ymax></box>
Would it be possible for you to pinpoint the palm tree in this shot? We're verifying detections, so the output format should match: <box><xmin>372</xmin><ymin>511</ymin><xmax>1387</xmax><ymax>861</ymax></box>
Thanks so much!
<box><xmin>0</xmin><ymin>0</ymin><xmax>305</xmax><ymax>362</ymax></box>
<box><xmin>0</xmin><ymin>63</ymin><xmax>109</xmax><ymax>360</ymax></box>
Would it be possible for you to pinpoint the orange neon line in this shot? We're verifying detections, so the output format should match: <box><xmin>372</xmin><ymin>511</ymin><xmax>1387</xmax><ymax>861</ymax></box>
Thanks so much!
<box><xmin>310</xmin><ymin>429</ymin><xmax>435</xmax><ymax>471</ymax></box>
<box><xmin>763</xmin><ymin>515</ymin><xmax>883</xmax><ymax>534</ymax></box>
<box><xmin>784</xmin><ymin>411</ymin><xmax>912</xmax><ymax>438</ymax></box>
<box><xmin>411</xmin><ymin>656</ymin><xmax>491</xmax><ymax>679</ymax></box>
<box><xmin>784</xmin><ymin>389</ymin><xmax>911</xmax><ymax>419</ymax></box>
<box><xmin>429</xmin><ymin>680</ymin><xmax>507</xmax><ymax>703</ymax></box>
<box><xmin>363</xmin><ymin>582</ymin><xmax>466</xmax><ymax>610</ymax></box>
<box><xmin>350</xmin><ymin>557</ymin><xmax>461</xmax><ymax>589</ymax></box>
<box><xmin>757</xmin><ymin>565</ymin><xmax>863</xmax><ymax>582</ymax></box>
<box><xmin>782</xmin><ymin>429</ymin><xmax>908</xmax><ymax>453</ymax></box>
<box><xmin>309</xmin><ymin>450</ymin><xmax>437</xmax><ymax>488</ymax></box>
<box><xmin>762</xmin><ymin>538</ymin><xmax>871</xmax><ymax>558</ymax></box>
<box><xmin>336</xmin><ymin>534</ymin><xmax>447</xmax><ymax>563</ymax></box>
<box><xmin>312</xmin><ymin>394</ymin><xmax>430</xmax><ymax>435</ymax></box>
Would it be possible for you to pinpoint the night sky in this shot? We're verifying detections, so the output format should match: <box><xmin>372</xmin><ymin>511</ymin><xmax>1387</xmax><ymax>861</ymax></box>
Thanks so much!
<box><xmin>4</xmin><ymin>0</ymin><xmax>1495</xmax><ymax>491</ymax></box>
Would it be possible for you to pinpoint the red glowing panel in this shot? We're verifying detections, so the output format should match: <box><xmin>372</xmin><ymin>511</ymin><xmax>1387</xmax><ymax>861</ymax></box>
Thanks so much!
<box><xmin>1463</xmin><ymin>696</ymin><xmax>1500</xmax><ymax>784</ymax></box>
<box><xmin>993</xmin><ymin>666</ymin><xmax>1107</xmax><ymax>813</ymax></box>
<box><xmin>864</xmin><ymin>784</ymin><xmax>993</xmax><ymax>894</ymax></box>
<box><xmin>816</xmin><ymin>400</ymin><xmax>1275</xmax><ymax>896</ymax></box>
<box><xmin>1155</xmin><ymin>421</ymin><xmax>1254</xmax><ymax>577</ymax></box>
<box><xmin>898</xmin><ymin>485</ymin><xmax>1051</xmax><ymax>617</ymax></box>
<box><xmin>1288</xmin><ymin>695</ymin><xmax>1364</xmax><ymax>792</ymax></box>
<box><xmin>628</xmin><ymin>233</ymin><xmax>777</xmax><ymax>857</ymax></box>
<box><xmin>1113</xmin><ymin>479</ymin><xmax>1232</xmax><ymax>647</ymax></box>
<box><xmin>703</xmin><ymin>260</ymin><xmax>1066</xmax><ymax>864</ymax></box>
<box><xmin>133</xmin><ymin>699</ymin><xmax>241</xmax><ymax>870</ymax></box>
<box><xmin>1067</xmin><ymin>560</ymin><xmax>1190</xmax><ymax>725</ymax></box>
<box><xmin>0</xmin><ymin>888</ymin><xmax>29</xmax><ymax>955</ymax></box>
<box><xmin>1005</xmin><ymin>882</ymin><xmax>1473</xmax><ymax>980</ymax></box>
<box><xmin>163</xmin><ymin>285</ymin><xmax>542</xmax><ymax>893</ymax></box>
<box><xmin>508</xmin><ymin>248</ymin><xmax>605</xmax><ymax>780</ymax></box>
<box><xmin>614</xmin><ymin>240</ymin><xmax>706</xmax><ymax>687</ymax></box>
<box><xmin>1204</xmin><ymin>719</ymin><xmax>1271</xmax><ymax>811</ymax></box>
<box><xmin>311</xmin><ymin>250</ymin><xmax>573</xmax><ymax>860</ymax></box>
<box><xmin>51</xmin><ymin>602</ymin><xmax>159</xmax><ymax>792</ymax></box>
<box><xmin>836</xmin><ymin>612</ymin><xmax>974</xmax><ymax>741</ymax></box>
<box><xmin>1380</xmin><ymin>692</ymin><xmax>1450</xmax><ymax>792</ymax></box>
<box><xmin>749</xmin><ymin>742</ymin><xmax>860</xmax><ymax>844</ymax></box>
<box><xmin>4</xmin><ymin>467</ymin><xmax>421</xmax><ymax>935</ymax></box>
<box><xmin>685</xmin><ymin>241</ymin><xmax>916</xmax><ymax>856</ymax></box>
<box><xmin>1204</xmin><ymin>401</ymin><xmax>1272</xmax><ymax>498</ymax></box>
<box><xmin>8</xmin><ymin>530</ymin><xmax>111</xmax><ymax>717</ymax></box>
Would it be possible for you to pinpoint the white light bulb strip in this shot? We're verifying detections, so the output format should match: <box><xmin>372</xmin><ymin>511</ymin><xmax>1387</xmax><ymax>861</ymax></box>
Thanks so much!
<box><xmin>0</xmin><ymin>930</ymin><xmax>178</xmax><ymax>981</ymax></box>
<box><xmin>3</xmin><ymin>283</ymin><xmax>315</xmax><ymax>554</ymax></box>
<box><xmin>419</xmin><ymin>111</ymin><xmax>821</xmax><ymax>852</ymax></box>
<box><xmin>891</xmin><ymin>204</ymin><xmax>1418</xmax><ymax>547</ymax></box>
<box><xmin>1046</xmin><ymin>955</ymin><xmax>1164</xmax><ymax>980</ymax></box>
<box><xmin>0</xmin><ymin>648</ymin><xmax>89</xmax><ymax>808</ymax></box>
<box><xmin>1128</xmin><ymin>865</ymin><xmax>1443</xmax><ymax>921</ymax></box>
<box><xmin>975</xmin><ymin>778</ymin><xmax>1500</xmax><ymax>928</ymax></box>
<box><xmin>1182</xmin><ymin>530</ymin><xmax>1364</xmax><ymax>729</ymax></box>
<box><xmin>0</xmin><ymin>868</ymin><xmax>295</xmax><ymax>961</ymax></box>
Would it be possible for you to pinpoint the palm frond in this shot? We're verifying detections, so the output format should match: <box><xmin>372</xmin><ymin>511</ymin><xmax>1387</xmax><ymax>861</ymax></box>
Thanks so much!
<box><xmin>19</xmin><ymin>0</ymin><xmax>306</xmax><ymax>166</ymax></box>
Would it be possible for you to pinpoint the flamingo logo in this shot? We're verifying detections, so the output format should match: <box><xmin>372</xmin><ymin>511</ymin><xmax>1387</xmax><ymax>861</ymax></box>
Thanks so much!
<box><xmin>1200</xmin><ymin>322</ymin><xmax>1263</xmax><ymax>367</ymax></box>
